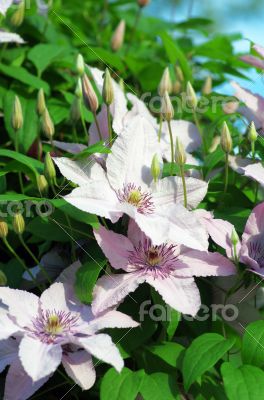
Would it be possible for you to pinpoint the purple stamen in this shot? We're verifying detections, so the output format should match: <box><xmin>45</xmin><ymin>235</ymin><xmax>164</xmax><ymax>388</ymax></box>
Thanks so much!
<box><xmin>116</xmin><ymin>183</ymin><xmax>155</xmax><ymax>214</ymax></box>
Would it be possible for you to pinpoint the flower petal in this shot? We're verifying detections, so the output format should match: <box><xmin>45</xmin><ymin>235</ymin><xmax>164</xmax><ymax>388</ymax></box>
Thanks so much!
<box><xmin>40</xmin><ymin>282</ymin><xmax>76</xmax><ymax>313</ymax></box>
<box><xmin>92</xmin><ymin>272</ymin><xmax>145</xmax><ymax>315</ymax></box>
<box><xmin>62</xmin><ymin>351</ymin><xmax>96</xmax><ymax>391</ymax></box>
<box><xmin>125</xmin><ymin>93</ymin><xmax>157</xmax><ymax>128</ymax></box>
<box><xmin>52</xmin><ymin>141</ymin><xmax>86</xmax><ymax>154</ymax></box>
<box><xmin>56</xmin><ymin>260</ymin><xmax>81</xmax><ymax>284</ymax></box>
<box><xmin>146</xmin><ymin>275</ymin><xmax>201</xmax><ymax>316</ymax></box>
<box><xmin>0</xmin><ymin>311</ymin><xmax>20</xmax><ymax>340</ymax></box>
<box><xmin>89</xmin><ymin>105</ymin><xmax>110</xmax><ymax>145</ymax></box>
<box><xmin>0</xmin><ymin>338</ymin><xmax>18</xmax><ymax>373</ymax></box>
<box><xmin>87</xmin><ymin>309</ymin><xmax>139</xmax><ymax>333</ymax></box>
<box><xmin>19</xmin><ymin>336</ymin><xmax>62</xmax><ymax>382</ymax></box>
<box><xmin>76</xmin><ymin>333</ymin><xmax>124</xmax><ymax>372</ymax></box>
<box><xmin>254</xmin><ymin>44</ymin><xmax>264</xmax><ymax>58</ymax></box>
<box><xmin>64</xmin><ymin>182</ymin><xmax>122</xmax><ymax>223</ymax></box>
<box><xmin>0</xmin><ymin>0</ymin><xmax>13</xmax><ymax>16</ymax></box>
<box><xmin>243</xmin><ymin>202</ymin><xmax>264</xmax><ymax>241</ymax></box>
<box><xmin>242</xmin><ymin>163</ymin><xmax>264</xmax><ymax>187</ymax></box>
<box><xmin>0</xmin><ymin>31</ymin><xmax>24</xmax><ymax>44</ymax></box>
<box><xmin>240</xmin><ymin>55</ymin><xmax>264</xmax><ymax>69</ymax></box>
<box><xmin>94</xmin><ymin>225</ymin><xmax>133</xmax><ymax>270</ymax></box>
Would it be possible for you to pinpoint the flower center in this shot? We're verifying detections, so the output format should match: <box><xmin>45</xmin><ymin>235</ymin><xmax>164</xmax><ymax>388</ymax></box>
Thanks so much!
<box><xmin>45</xmin><ymin>315</ymin><xmax>63</xmax><ymax>335</ymax></box>
<box><xmin>116</xmin><ymin>183</ymin><xmax>154</xmax><ymax>214</ymax></box>
<box><xmin>128</xmin><ymin>239</ymin><xmax>178</xmax><ymax>278</ymax></box>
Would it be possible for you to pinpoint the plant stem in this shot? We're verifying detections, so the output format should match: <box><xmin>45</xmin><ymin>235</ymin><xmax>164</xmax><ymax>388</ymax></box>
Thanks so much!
<box><xmin>251</xmin><ymin>141</ymin><xmax>255</xmax><ymax>161</ymax></box>
<box><xmin>126</xmin><ymin>6</ymin><xmax>142</xmax><ymax>54</ymax></box>
<box><xmin>193</xmin><ymin>109</ymin><xmax>206</xmax><ymax>154</ymax></box>
<box><xmin>15</xmin><ymin>134</ymin><xmax>24</xmax><ymax>194</ymax></box>
<box><xmin>93</xmin><ymin>112</ymin><xmax>103</xmax><ymax>141</ymax></box>
<box><xmin>19</xmin><ymin>235</ymin><xmax>52</xmax><ymax>284</ymax></box>
<box><xmin>3</xmin><ymin>238</ymin><xmax>42</xmax><ymax>291</ymax></box>
<box><xmin>80</xmin><ymin>103</ymin><xmax>89</xmax><ymax>138</ymax></box>
<box><xmin>224</xmin><ymin>152</ymin><xmax>229</xmax><ymax>193</ymax></box>
<box><xmin>167</xmin><ymin>120</ymin><xmax>174</xmax><ymax>174</ymax></box>
<box><xmin>107</xmin><ymin>104</ymin><xmax>113</xmax><ymax>144</ymax></box>
<box><xmin>179</xmin><ymin>165</ymin><xmax>188</xmax><ymax>208</ymax></box>
<box><xmin>158</xmin><ymin>113</ymin><xmax>163</xmax><ymax>142</ymax></box>
<box><xmin>72</xmin><ymin>124</ymin><xmax>79</xmax><ymax>143</ymax></box>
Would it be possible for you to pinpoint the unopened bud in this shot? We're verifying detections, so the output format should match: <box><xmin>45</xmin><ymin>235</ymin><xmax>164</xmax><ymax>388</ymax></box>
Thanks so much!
<box><xmin>175</xmin><ymin>137</ymin><xmax>187</xmax><ymax>166</ymax></box>
<box><xmin>202</xmin><ymin>76</ymin><xmax>212</xmax><ymax>95</ymax></box>
<box><xmin>175</xmin><ymin>65</ymin><xmax>184</xmax><ymax>82</ymax></box>
<box><xmin>76</xmin><ymin>54</ymin><xmax>85</xmax><ymax>76</ymax></box>
<box><xmin>0</xmin><ymin>270</ymin><xmax>7</xmax><ymax>286</ymax></box>
<box><xmin>222</xmin><ymin>101</ymin><xmax>239</xmax><ymax>115</ymax></box>
<box><xmin>231</xmin><ymin>229</ymin><xmax>239</xmax><ymax>246</ymax></box>
<box><xmin>248</xmin><ymin>121</ymin><xmax>258</xmax><ymax>142</ymax></box>
<box><xmin>37</xmin><ymin>175</ymin><xmax>49</xmax><ymax>196</ymax></box>
<box><xmin>10</xmin><ymin>0</ymin><xmax>25</xmax><ymax>27</ymax></box>
<box><xmin>12</xmin><ymin>95</ymin><xmax>23</xmax><ymax>131</ymax></box>
<box><xmin>70</xmin><ymin>97</ymin><xmax>81</xmax><ymax>123</ymax></box>
<box><xmin>158</xmin><ymin>67</ymin><xmax>172</xmax><ymax>96</ymax></box>
<box><xmin>0</xmin><ymin>220</ymin><xmax>8</xmax><ymax>239</ymax></box>
<box><xmin>151</xmin><ymin>154</ymin><xmax>162</xmax><ymax>183</ymax></box>
<box><xmin>111</xmin><ymin>20</ymin><xmax>126</xmax><ymax>52</ymax></box>
<box><xmin>44</xmin><ymin>152</ymin><xmax>56</xmax><ymax>183</ymax></box>
<box><xmin>12</xmin><ymin>213</ymin><xmax>25</xmax><ymax>235</ymax></box>
<box><xmin>82</xmin><ymin>74</ymin><xmax>99</xmax><ymax>113</ymax></box>
<box><xmin>103</xmin><ymin>68</ymin><xmax>114</xmax><ymax>106</ymax></box>
<box><xmin>209</xmin><ymin>136</ymin><xmax>220</xmax><ymax>153</ymax></box>
<box><xmin>42</xmin><ymin>108</ymin><xmax>55</xmax><ymax>139</ymax></box>
<box><xmin>37</xmin><ymin>89</ymin><xmax>46</xmax><ymax>116</ymax></box>
<box><xmin>138</xmin><ymin>0</ymin><xmax>150</xmax><ymax>7</ymax></box>
<box><xmin>161</xmin><ymin>91</ymin><xmax>174</xmax><ymax>121</ymax></box>
<box><xmin>186</xmin><ymin>81</ymin><xmax>198</xmax><ymax>109</ymax></box>
<box><xmin>221</xmin><ymin>122</ymin><xmax>232</xmax><ymax>154</ymax></box>
<box><xmin>119</xmin><ymin>78</ymin><xmax>125</xmax><ymax>92</ymax></box>
<box><xmin>172</xmin><ymin>81</ymin><xmax>181</xmax><ymax>95</ymax></box>
<box><xmin>75</xmin><ymin>78</ymin><xmax>83</xmax><ymax>99</ymax></box>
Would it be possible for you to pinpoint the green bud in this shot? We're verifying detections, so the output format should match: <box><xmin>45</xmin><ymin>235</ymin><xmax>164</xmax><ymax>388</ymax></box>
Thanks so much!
<box><xmin>37</xmin><ymin>89</ymin><xmax>46</xmax><ymax>116</ymax></box>
<box><xmin>44</xmin><ymin>152</ymin><xmax>56</xmax><ymax>183</ymax></box>
<box><xmin>158</xmin><ymin>67</ymin><xmax>172</xmax><ymax>96</ymax></box>
<box><xmin>151</xmin><ymin>154</ymin><xmax>162</xmax><ymax>183</ymax></box>
<box><xmin>12</xmin><ymin>95</ymin><xmax>23</xmax><ymax>131</ymax></box>
<box><xmin>82</xmin><ymin>74</ymin><xmax>99</xmax><ymax>113</ymax></box>
<box><xmin>0</xmin><ymin>220</ymin><xmax>8</xmax><ymax>239</ymax></box>
<box><xmin>172</xmin><ymin>80</ymin><xmax>181</xmax><ymax>95</ymax></box>
<box><xmin>70</xmin><ymin>97</ymin><xmax>81</xmax><ymax>124</ymax></box>
<box><xmin>161</xmin><ymin>91</ymin><xmax>174</xmax><ymax>121</ymax></box>
<box><xmin>103</xmin><ymin>68</ymin><xmax>114</xmax><ymax>106</ymax></box>
<box><xmin>12</xmin><ymin>213</ymin><xmax>25</xmax><ymax>235</ymax></box>
<box><xmin>231</xmin><ymin>229</ymin><xmax>239</xmax><ymax>246</ymax></box>
<box><xmin>75</xmin><ymin>78</ymin><xmax>83</xmax><ymax>99</ymax></box>
<box><xmin>186</xmin><ymin>81</ymin><xmax>198</xmax><ymax>109</ymax></box>
<box><xmin>10</xmin><ymin>0</ymin><xmax>25</xmax><ymax>27</ymax></box>
<box><xmin>42</xmin><ymin>108</ymin><xmax>55</xmax><ymax>139</ymax></box>
<box><xmin>0</xmin><ymin>270</ymin><xmax>7</xmax><ymax>286</ymax></box>
<box><xmin>37</xmin><ymin>175</ymin><xmax>49</xmax><ymax>197</ymax></box>
<box><xmin>202</xmin><ymin>76</ymin><xmax>212</xmax><ymax>95</ymax></box>
<box><xmin>248</xmin><ymin>121</ymin><xmax>258</xmax><ymax>143</ymax></box>
<box><xmin>175</xmin><ymin>137</ymin><xmax>187</xmax><ymax>166</ymax></box>
<box><xmin>76</xmin><ymin>53</ymin><xmax>85</xmax><ymax>76</ymax></box>
<box><xmin>221</xmin><ymin>122</ymin><xmax>232</xmax><ymax>154</ymax></box>
<box><xmin>175</xmin><ymin>65</ymin><xmax>184</xmax><ymax>82</ymax></box>
<box><xmin>111</xmin><ymin>20</ymin><xmax>126</xmax><ymax>52</ymax></box>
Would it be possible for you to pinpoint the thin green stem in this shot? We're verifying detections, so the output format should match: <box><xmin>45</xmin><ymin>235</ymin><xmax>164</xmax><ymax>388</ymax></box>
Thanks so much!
<box><xmin>80</xmin><ymin>103</ymin><xmax>89</xmax><ymax>138</ymax></box>
<box><xmin>179</xmin><ymin>165</ymin><xmax>188</xmax><ymax>208</ymax></box>
<box><xmin>19</xmin><ymin>235</ymin><xmax>52</xmax><ymax>284</ymax></box>
<box><xmin>15</xmin><ymin>134</ymin><xmax>24</xmax><ymax>194</ymax></box>
<box><xmin>193</xmin><ymin>109</ymin><xmax>206</xmax><ymax>154</ymax></box>
<box><xmin>251</xmin><ymin>141</ymin><xmax>255</xmax><ymax>161</ymax></box>
<box><xmin>72</xmin><ymin>124</ymin><xmax>79</xmax><ymax>143</ymax></box>
<box><xmin>167</xmin><ymin>120</ymin><xmax>174</xmax><ymax>174</ymax></box>
<box><xmin>158</xmin><ymin>113</ymin><xmax>163</xmax><ymax>142</ymax></box>
<box><xmin>107</xmin><ymin>104</ymin><xmax>113</xmax><ymax>144</ymax></box>
<box><xmin>93</xmin><ymin>112</ymin><xmax>103</xmax><ymax>141</ymax></box>
<box><xmin>3</xmin><ymin>238</ymin><xmax>42</xmax><ymax>291</ymax></box>
<box><xmin>224</xmin><ymin>152</ymin><xmax>229</xmax><ymax>193</ymax></box>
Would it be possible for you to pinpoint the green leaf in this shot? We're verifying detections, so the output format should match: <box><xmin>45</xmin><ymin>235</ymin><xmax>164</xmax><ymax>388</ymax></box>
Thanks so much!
<box><xmin>160</xmin><ymin>31</ymin><xmax>192</xmax><ymax>82</ymax></box>
<box><xmin>26</xmin><ymin>216</ymin><xmax>71</xmax><ymax>242</ymax></box>
<box><xmin>0</xmin><ymin>64</ymin><xmax>49</xmax><ymax>94</ymax></box>
<box><xmin>28</xmin><ymin>44</ymin><xmax>69</xmax><ymax>76</ymax></box>
<box><xmin>0</xmin><ymin>149</ymin><xmax>42</xmax><ymax>179</ymax></box>
<box><xmin>100</xmin><ymin>368</ymin><xmax>144</xmax><ymax>400</ymax></box>
<box><xmin>139</xmin><ymin>372</ymin><xmax>180</xmax><ymax>400</ymax></box>
<box><xmin>72</xmin><ymin>142</ymin><xmax>110</xmax><ymax>159</ymax></box>
<box><xmin>221</xmin><ymin>362</ymin><xmax>264</xmax><ymax>400</ymax></box>
<box><xmin>242</xmin><ymin>320</ymin><xmax>264</xmax><ymax>368</ymax></box>
<box><xmin>52</xmin><ymin>199</ymin><xmax>98</xmax><ymax>228</ymax></box>
<box><xmin>75</xmin><ymin>259</ymin><xmax>106</xmax><ymax>304</ymax></box>
<box><xmin>183</xmin><ymin>333</ymin><xmax>235</xmax><ymax>390</ymax></box>
<box><xmin>146</xmin><ymin>342</ymin><xmax>184</xmax><ymax>369</ymax></box>
<box><xmin>166</xmin><ymin>309</ymin><xmax>181</xmax><ymax>340</ymax></box>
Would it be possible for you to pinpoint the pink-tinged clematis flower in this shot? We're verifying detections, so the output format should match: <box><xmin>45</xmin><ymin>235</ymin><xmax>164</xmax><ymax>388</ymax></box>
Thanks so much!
<box><xmin>228</xmin><ymin>155</ymin><xmax>264</xmax><ymax>187</ymax></box>
<box><xmin>92</xmin><ymin>222</ymin><xmax>236</xmax><ymax>316</ymax></box>
<box><xmin>54</xmin><ymin>115</ymin><xmax>209</xmax><ymax>250</ymax></box>
<box><xmin>0</xmin><ymin>280</ymin><xmax>138</xmax><ymax>398</ymax></box>
<box><xmin>0</xmin><ymin>0</ymin><xmax>12</xmax><ymax>15</ymax></box>
<box><xmin>240</xmin><ymin>43</ymin><xmax>264</xmax><ymax>70</ymax></box>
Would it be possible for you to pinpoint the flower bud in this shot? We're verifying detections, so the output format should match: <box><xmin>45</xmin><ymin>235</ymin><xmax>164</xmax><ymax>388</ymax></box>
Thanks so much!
<box><xmin>221</xmin><ymin>122</ymin><xmax>232</xmax><ymax>154</ymax></box>
<box><xmin>12</xmin><ymin>95</ymin><xmax>23</xmax><ymax>131</ymax></box>
<box><xmin>37</xmin><ymin>89</ymin><xmax>46</xmax><ymax>116</ymax></box>
<box><xmin>202</xmin><ymin>76</ymin><xmax>212</xmax><ymax>95</ymax></box>
<box><xmin>0</xmin><ymin>270</ymin><xmax>7</xmax><ymax>286</ymax></box>
<box><xmin>151</xmin><ymin>154</ymin><xmax>162</xmax><ymax>183</ymax></box>
<box><xmin>0</xmin><ymin>220</ymin><xmax>8</xmax><ymax>239</ymax></box>
<box><xmin>12</xmin><ymin>213</ymin><xmax>25</xmax><ymax>235</ymax></box>
<box><xmin>75</xmin><ymin>78</ymin><xmax>83</xmax><ymax>99</ymax></box>
<box><xmin>103</xmin><ymin>68</ymin><xmax>114</xmax><ymax>106</ymax></box>
<box><xmin>248</xmin><ymin>121</ymin><xmax>258</xmax><ymax>143</ymax></box>
<box><xmin>44</xmin><ymin>152</ymin><xmax>56</xmax><ymax>183</ymax></box>
<box><xmin>175</xmin><ymin>65</ymin><xmax>184</xmax><ymax>82</ymax></box>
<box><xmin>111</xmin><ymin>20</ymin><xmax>126</xmax><ymax>52</ymax></box>
<box><xmin>161</xmin><ymin>91</ymin><xmax>174</xmax><ymax>121</ymax></box>
<box><xmin>70</xmin><ymin>97</ymin><xmax>81</xmax><ymax>123</ymax></box>
<box><xmin>231</xmin><ymin>228</ymin><xmax>239</xmax><ymax>246</ymax></box>
<box><xmin>175</xmin><ymin>137</ymin><xmax>187</xmax><ymax>166</ymax></box>
<box><xmin>82</xmin><ymin>74</ymin><xmax>99</xmax><ymax>113</ymax></box>
<box><xmin>138</xmin><ymin>0</ymin><xmax>150</xmax><ymax>7</ymax></box>
<box><xmin>37</xmin><ymin>175</ymin><xmax>49</xmax><ymax>197</ymax></box>
<box><xmin>42</xmin><ymin>108</ymin><xmax>55</xmax><ymax>139</ymax></box>
<box><xmin>11</xmin><ymin>0</ymin><xmax>25</xmax><ymax>27</ymax></box>
<box><xmin>222</xmin><ymin>101</ymin><xmax>239</xmax><ymax>115</ymax></box>
<box><xmin>209</xmin><ymin>136</ymin><xmax>220</xmax><ymax>153</ymax></box>
<box><xmin>158</xmin><ymin>67</ymin><xmax>172</xmax><ymax>96</ymax></box>
<box><xmin>172</xmin><ymin>80</ymin><xmax>181</xmax><ymax>95</ymax></box>
<box><xmin>119</xmin><ymin>78</ymin><xmax>125</xmax><ymax>92</ymax></box>
<box><xmin>186</xmin><ymin>81</ymin><xmax>198</xmax><ymax>109</ymax></box>
<box><xmin>76</xmin><ymin>53</ymin><xmax>85</xmax><ymax>76</ymax></box>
